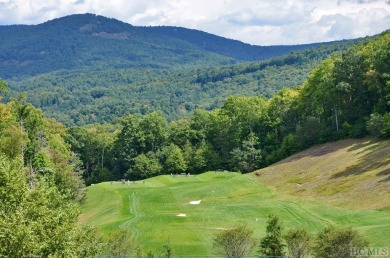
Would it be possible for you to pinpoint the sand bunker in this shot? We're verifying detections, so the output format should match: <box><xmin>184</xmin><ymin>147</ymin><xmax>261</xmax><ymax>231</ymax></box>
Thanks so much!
<box><xmin>177</xmin><ymin>213</ymin><xmax>187</xmax><ymax>217</ymax></box>
<box><xmin>214</xmin><ymin>227</ymin><xmax>233</xmax><ymax>230</ymax></box>
<box><xmin>189</xmin><ymin>200</ymin><xmax>201</xmax><ymax>205</ymax></box>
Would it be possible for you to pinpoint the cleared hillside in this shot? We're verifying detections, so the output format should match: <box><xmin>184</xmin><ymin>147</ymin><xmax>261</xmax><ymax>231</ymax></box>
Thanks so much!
<box><xmin>254</xmin><ymin>138</ymin><xmax>390</xmax><ymax>210</ymax></box>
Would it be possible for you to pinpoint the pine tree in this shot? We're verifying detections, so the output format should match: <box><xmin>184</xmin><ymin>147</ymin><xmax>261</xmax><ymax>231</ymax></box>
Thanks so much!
<box><xmin>259</xmin><ymin>214</ymin><xmax>285</xmax><ymax>256</ymax></box>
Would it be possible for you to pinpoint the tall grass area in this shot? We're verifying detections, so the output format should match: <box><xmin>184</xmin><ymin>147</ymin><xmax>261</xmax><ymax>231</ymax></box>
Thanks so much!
<box><xmin>80</xmin><ymin>171</ymin><xmax>390</xmax><ymax>256</ymax></box>
<box><xmin>255</xmin><ymin>138</ymin><xmax>390</xmax><ymax>210</ymax></box>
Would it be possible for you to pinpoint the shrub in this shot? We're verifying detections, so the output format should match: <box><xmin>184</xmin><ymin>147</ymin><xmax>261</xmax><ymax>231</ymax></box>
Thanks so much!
<box><xmin>284</xmin><ymin>228</ymin><xmax>312</xmax><ymax>258</ymax></box>
<box><xmin>312</xmin><ymin>226</ymin><xmax>368</xmax><ymax>258</ymax></box>
<box><xmin>213</xmin><ymin>223</ymin><xmax>255</xmax><ymax>258</ymax></box>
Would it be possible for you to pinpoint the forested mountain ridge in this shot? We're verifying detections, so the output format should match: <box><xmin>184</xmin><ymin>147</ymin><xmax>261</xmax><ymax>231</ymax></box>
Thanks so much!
<box><xmin>0</xmin><ymin>13</ymin><xmax>336</xmax><ymax>80</ymax></box>
<box><xmin>1</xmin><ymin>13</ymin><xmax>370</xmax><ymax>125</ymax></box>
<box><xmin>6</xmin><ymin>34</ymin><xmax>363</xmax><ymax>125</ymax></box>
<box><xmin>147</xmin><ymin>26</ymin><xmax>337</xmax><ymax>61</ymax></box>
<box><xmin>0</xmin><ymin>13</ymin><xmax>232</xmax><ymax>79</ymax></box>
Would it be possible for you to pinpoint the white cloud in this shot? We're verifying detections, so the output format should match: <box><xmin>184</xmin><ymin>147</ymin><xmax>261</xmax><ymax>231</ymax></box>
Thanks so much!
<box><xmin>0</xmin><ymin>0</ymin><xmax>388</xmax><ymax>45</ymax></box>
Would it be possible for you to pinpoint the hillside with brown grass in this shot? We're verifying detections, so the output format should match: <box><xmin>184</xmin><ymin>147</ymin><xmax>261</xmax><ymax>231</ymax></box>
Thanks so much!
<box><xmin>254</xmin><ymin>138</ymin><xmax>390</xmax><ymax>210</ymax></box>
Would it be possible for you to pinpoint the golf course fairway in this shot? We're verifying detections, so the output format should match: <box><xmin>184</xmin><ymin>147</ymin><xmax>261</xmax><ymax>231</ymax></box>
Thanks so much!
<box><xmin>80</xmin><ymin>172</ymin><xmax>390</xmax><ymax>256</ymax></box>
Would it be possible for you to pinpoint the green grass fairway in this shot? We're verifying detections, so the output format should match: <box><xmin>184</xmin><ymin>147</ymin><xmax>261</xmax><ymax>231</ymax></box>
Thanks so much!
<box><xmin>80</xmin><ymin>172</ymin><xmax>390</xmax><ymax>256</ymax></box>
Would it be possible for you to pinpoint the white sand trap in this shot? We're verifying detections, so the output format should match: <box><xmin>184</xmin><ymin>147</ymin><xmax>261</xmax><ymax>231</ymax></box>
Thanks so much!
<box><xmin>189</xmin><ymin>200</ymin><xmax>201</xmax><ymax>205</ymax></box>
<box><xmin>214</xmin><ymin>227</ymin><xmax>233</xmax><ymax>230</ymax></box>
<box><xmin>177</xmin><ymin>213</ymin><xmax>187</xmax><ymax>217</ymax></box>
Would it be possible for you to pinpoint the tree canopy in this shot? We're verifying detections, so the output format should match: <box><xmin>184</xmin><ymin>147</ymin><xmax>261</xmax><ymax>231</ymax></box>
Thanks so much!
<box><xmin>0</xmin><ymin>89</ymin><xmax>102</xmax><ymax>257</ymax></box>
<box><xmin>63</xmin><ymin>30</ymin><xmax>390</xmax><ymax>183</ymax></box>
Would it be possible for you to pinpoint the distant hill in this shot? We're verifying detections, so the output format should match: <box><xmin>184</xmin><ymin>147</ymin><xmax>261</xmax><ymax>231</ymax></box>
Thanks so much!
<box><xmin>0</xmin><ymin>13</ymin><xmax>367</xmax><ymax>125</ymax></box>
<box><xmin>0</xmin><ymin>13</ymin><xmax>350</xmax><ymax>79</ymax></box>
<box><xmin>0</xmin><ymin>14</ymin><xmax>231</xmax><ymax>79</ymax></box>
<box><xmin>254</xmin><ymin>138</ymin><xmax>390</xmax><ymax>210</ymax></box>
<box><xmin>147</xmin><ymin>26</ymin><xmax>330</xmax><ymax>61</ymax></box>
<box><xmin>6</xmin><ymin>37</ymin><xmax>362</xmax><ymax>125</ymax></box>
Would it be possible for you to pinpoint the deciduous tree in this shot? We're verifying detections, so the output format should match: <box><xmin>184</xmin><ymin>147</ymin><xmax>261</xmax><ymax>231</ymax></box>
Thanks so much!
<box><xmin>285</xmin><ymin>228</ymin><xmax>312</xmax><ymax>258</ymax></box>
<box><xmin>313</xmin><ymin>226</ymin><xmax>368</xmax><ymax>258</ymax></box>
<box><xmin>213</xmin><ymin>223</ymin><xmax>255</xmax><ymax>258</ymax></box>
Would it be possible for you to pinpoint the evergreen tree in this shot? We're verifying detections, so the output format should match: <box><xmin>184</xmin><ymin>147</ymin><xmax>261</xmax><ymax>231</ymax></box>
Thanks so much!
<box><xmin>259</xmin><ymin>215</ymin><xmax>285</xmax><ymax>256</ymax></box>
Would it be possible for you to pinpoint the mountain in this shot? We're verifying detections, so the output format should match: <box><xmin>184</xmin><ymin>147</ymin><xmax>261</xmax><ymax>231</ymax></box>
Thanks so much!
<box><xmin>6</xmin><ymin>38</ymin><xmax>361</xmax><ymax>125</ymax></box>
<box><xmin>147</xmin><ymin>26</ymin><xmax>330</xmax><ymax>61</ymax></box>
<box><xmin>1</xmin><ymin>13</ymin><xmax>345</xmax><ymax>80</ymax></box>
<box><xmin>0</xmin><ymin>14</ymin><xmax>232</xmax><ymax>79</ymax></box>
<box><xmin>0</xmin><ymin>14</ymin><xmax>366</xmax><ymax>125</ymax></box>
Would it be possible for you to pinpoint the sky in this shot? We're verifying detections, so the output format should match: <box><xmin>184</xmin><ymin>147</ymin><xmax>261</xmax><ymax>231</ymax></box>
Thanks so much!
<box><xmin>0</xmin><ymin>0</ymin><xmax>389</xmax><ymax>45</ymax></box>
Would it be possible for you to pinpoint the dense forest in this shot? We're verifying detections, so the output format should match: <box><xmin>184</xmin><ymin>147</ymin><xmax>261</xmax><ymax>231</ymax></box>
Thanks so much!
<box><xmin>1</xmin><ymin>14</ymin><xmax>367</xmax><ymax>125</ymax></box>
<box><xmin>6</xmin><ymin>37</ymin><xmax>362</xmax><ymax>125</ymax></box>
<box><xmin>0</xmin><ymin>14</ymin><xmax>230</xmax><ymax>79</ymax></box>
<box><xmin>0</xmin><ymin>13</ymin><xmax>335</xmax><ymax>79</ymax></box>
<box><xmin>0</xmin><ymin>82</ymin><xmax>102</xmax><ymax>256</ymax></box>
<box><xmin>64</xmin><ymin>30</ymin><xmax>390</xmax><ymax>185</ymax></box>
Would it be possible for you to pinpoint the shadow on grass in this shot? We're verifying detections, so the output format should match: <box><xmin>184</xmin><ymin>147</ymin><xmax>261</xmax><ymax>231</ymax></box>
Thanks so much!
<box><xmin>377</xmin><ymin>205</ymin><xmax>390</xmax><ymax>213</ymax></box>
<box><xmin>345</xmin><ymin>140</ymin><xmax>376</xmax><ymax>152</ymax></box>
<box><xmin>276</xmin><ymin>139</ymin><xmax>368</xmax><ymax>165</ymax></box>
<box><xmin>378</xmin><ymin>168</ymin><xmax>390</xmax><ymax>182</ymax></box>
<box><xmin>331</xmin><ymin>140</ymin><xmax>390</xmax><ymax>179</ymax></box>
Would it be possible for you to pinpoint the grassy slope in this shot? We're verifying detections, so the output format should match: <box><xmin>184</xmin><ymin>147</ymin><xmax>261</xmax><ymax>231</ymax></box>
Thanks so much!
<box><xmin>254</xmin><ymin>138</ymin><xmax>390</xmax><ymax>210</ymax></box>
<box><xmin>80</xmin><ymin>138</ymin><xmax>390</xmax><ymax>256</ymax></box>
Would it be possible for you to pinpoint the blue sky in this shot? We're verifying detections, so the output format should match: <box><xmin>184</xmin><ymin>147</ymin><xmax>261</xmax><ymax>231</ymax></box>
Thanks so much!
<box><xmin>0</xmin><ymin>0</ymin><xmax>389</xmax><ymax>45</ymax></box>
